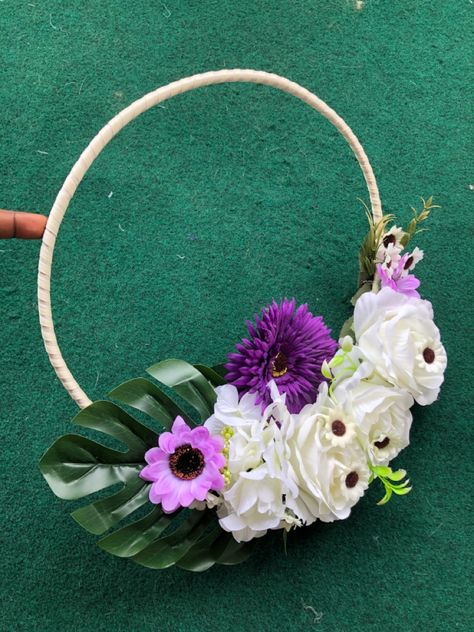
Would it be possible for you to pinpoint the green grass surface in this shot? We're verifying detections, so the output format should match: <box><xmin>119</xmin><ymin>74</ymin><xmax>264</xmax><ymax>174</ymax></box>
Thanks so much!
<box><xmin>1</xmin><ymin>1</ymin><xmax>473</xmax><ymax>630</ymax></box>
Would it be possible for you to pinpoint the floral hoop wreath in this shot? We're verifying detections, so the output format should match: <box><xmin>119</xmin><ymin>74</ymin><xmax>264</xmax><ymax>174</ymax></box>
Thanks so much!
<box><xmin>38</xmin><ymin>70</ymin><xmax>447</xmax><ymax>571</ymax></box>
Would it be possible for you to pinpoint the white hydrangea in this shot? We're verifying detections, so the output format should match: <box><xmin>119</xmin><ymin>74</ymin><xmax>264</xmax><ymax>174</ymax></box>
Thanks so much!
<box><xmin>204</xmin><ymin>384</ymin><xmax>261</xmax><ymax>435</ymax></box>
<box><xmin>218</xmin><ymin>464</ymin><xmax>288</xmax><ymax>542</ymax></box>
<box><xmin>205</xmin><ymin>383</ymin><xmax>300</xmax><ymax>542</ymax></box>
<box><xmin>353</xmin><ymin>287</ymin><xmax>447</xmax><ymax>405</ymax></box>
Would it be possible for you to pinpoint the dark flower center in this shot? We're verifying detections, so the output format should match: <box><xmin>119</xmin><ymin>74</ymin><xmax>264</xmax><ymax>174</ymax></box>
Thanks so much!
<box><xmin>374</xmin><ymin>436</ymin><xmax>390</xmax><ymax>449</ymax></box>
<box><xmin>345</xmin><ymin>471</ymin><xmax>359</xmax><ymax>488</ymax></box>
<box><xmin>423</xmin><ymin>347</ymin><xmax>435</xmax><ymax>364</ymax></box>
<box><xmin>383</xmin><ymin>234</ymin><xmax>396</xmax><ymax>248</ymax></box>
<box><xmin>404</xmin><ymin>256</ymin><xmax>414</xmax><ymax>270</ymax></box>
<box><xmin>169</xmin><ymin>443</ymin><xmax>204</xmax><ymax>480</ymax></box>
<box><xmin>332</xmin><ymin>419</ymin><xmax>346</xmax><ymax>436</ymax></box>
<box><xmin>272</xmin><ymin>351</ymin><xmax>288</xmax><ymax>377</ymax></box>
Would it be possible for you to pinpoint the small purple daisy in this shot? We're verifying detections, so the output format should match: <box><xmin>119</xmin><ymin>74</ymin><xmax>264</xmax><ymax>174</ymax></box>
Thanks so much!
<box><xmin>225</xmin><ymin>298</ymin><xmax>337</xmax><ymax>414</ymax></box>
<box><xmin>140</xmin><ymin>417</ymin><xmax>225</xmax><ymax>513</ymax></box>
<box><xmin>377</xmin><ymin>254</ymin><xmax>421</xmax><ymax>299</ymax></box>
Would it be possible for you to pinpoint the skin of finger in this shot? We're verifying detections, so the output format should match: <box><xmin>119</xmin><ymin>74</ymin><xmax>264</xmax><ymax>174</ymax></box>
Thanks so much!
<box><xmin>0</xmin><ymin>210</ymin><xmax>47</xmax><ymax>239</ymax></box>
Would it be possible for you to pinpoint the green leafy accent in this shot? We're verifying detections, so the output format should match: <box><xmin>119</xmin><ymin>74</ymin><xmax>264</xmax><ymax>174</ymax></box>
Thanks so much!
<box><xmin>71</xmin><ymin>478</ymin><xmax>149</xmax><ymax>535</ymax></box>
<box><xmin>329</xmin><ymin>355</ymin><xmax>344</xmax><ymax>368</ymax></box>
<box><xmin>323</xmin><ymin>347</ymin><xmax>358</xmax><ymax>399</ymax></box>
<box><xmin>39</xmin><ymin>363</ymin><xmax>254</xmax><ymax>571</ymax></box>
<box><xmin>369</xmin><ymin>464</ymin><xmax>412</xmax><ymax>505</ymax></box>
<box><xmin>176</xmin><ymin>527</ymin><xmax>223</xmax><ymax>572</ymax></box>
<box><xmin>210</xmin><ymin>363</ymin><xmax>227</xmax><ymax>378</ymax></box>
<box><xmin>350</xmin><ymin>282</ymin><xmax>372</xmax><ymax>307</ymax></box>
<box><xmin>147</xmin><ymin>359</ymin><xmax>217</xmax><ymax>422</ymax></box>
<box><xmin>194</xmin><ymin>364</ymin><xmax>226</xmax><ymax>386</ymax></box>
<box><xmin>131</xmin><ymin>509</ymin><xmax>215</xmax><ymax>569</ymax></box>
<box><xmin>400</xmin><ymin>196</ymin><xmax>439</xmax><ymax>247</ymax></box>
<box><xmin>176</xmin><ymin>528</ymin><xmax>254</xmax><ymax>572</ymax></box>
<box><xmin>358</xmin><ymin>205</ymin><xmax>394</xmax><ymax>285</ymax></box>
<box><xmin>39</xmin><ymin>401</ymin><xmax>156</xmax><ymax>501</ymax></box>
<box><xmin>213</xmin><ymin>533</ymin><xmax>256</xmax><ymax>566</ymax></box>
<box><xmin>97</xmin><ymin>507</ymin><xmax>174</xmax><ymax>557</ymax></box>
<box><xmin>108</xmin><ymin>377</ymin><xmax>194</xmax><ymax>428</ymax></box>
<box><xmin>321</xmin><ymin>361</ymin><xmax>332</xmax><ymax>380</ymax></box>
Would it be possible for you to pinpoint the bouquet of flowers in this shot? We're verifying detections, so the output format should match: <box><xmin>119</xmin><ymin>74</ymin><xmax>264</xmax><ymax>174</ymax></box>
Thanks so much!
<box><xmin>40</xmin><ymin>198</ymin><xmax>447</xmax><ymax>571</ymax></box>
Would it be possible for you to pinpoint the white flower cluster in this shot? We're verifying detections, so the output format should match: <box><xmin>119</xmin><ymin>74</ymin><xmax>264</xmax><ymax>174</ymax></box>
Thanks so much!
<box><xmin>375</xmin><ymin>224</ymin><xmax>423</xmax><ymax>273</ymax></box>
<box><xmin>204</xmin><ymin>287</ymin><xmax>447</xmax><ymax>542</ymax></box>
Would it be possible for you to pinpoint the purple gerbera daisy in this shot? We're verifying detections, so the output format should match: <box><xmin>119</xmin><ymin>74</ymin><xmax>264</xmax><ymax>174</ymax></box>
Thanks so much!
<box><xmin>140</xmin><ymin>416</ymin><xmax>225</xmax><ymax>513</ymax></box>
<box><xmin>225</xmin><ymin>298</ymin><xmax>337</xmax><ymax>414</ymax></box>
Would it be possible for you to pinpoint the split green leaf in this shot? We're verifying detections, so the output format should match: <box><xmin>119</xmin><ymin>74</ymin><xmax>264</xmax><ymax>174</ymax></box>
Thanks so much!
<box><xmin>39</xmin><ymin>363</ymin><xmax>250</xmax><ymax>571</ymax></box>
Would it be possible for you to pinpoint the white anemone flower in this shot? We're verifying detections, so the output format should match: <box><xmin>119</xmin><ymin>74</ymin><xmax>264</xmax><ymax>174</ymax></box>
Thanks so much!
<box><xmin>376</xmin><ymin>225</ymin><xmax>405</xmax><ymax>262</ymax></box>
<box><xmin>304</xmin><ymin>382</ymin><xmax>357</xmax><ymax>449</ymax></box>
<box><xmin>288</xmin><ymin>393</ymin><xmax>370</xmax><ymax>524</ymax></box>
<box><xmin>334</xmin><ymin>379</ymin><xmax>414</xmax><ymax>466</ymax></box>
<box><xmin>403</xmin><ymin>246</ymin><xmax>424</xmax><ymax>272</ymax></box>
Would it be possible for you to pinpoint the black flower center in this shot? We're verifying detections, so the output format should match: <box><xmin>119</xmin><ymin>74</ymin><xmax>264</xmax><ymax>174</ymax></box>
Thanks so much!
<box><xmin>345</xmin><ymin>471</ymin><xmax>359</xmax><ymax>488</ymax></box>
<box><xmin>423</xmin><ymin>347</ymin><xmax>435</xmax><ymax>364</ymax></box>
<box><xmin>272</xmin><ymin>351</ymin><xmax>288</xmax><ymax>377</ymax></box>
<box><xmin>374</xmin><ymin>436</ymin><xmax>390</xmax><ymax>449</ymax></box>
<box><xmin>332</xmin><ymin>419</ymin><xmax>346</xmax><ymax>436</ymax></box>
<box><xmin>383</xmin><ymin>234</ymin><xmax>396</xmax><ymax>248</ymax></box>
<box><xmin>169</xmin><ymin>443</ymin><xmax>204</xmax><ymax>480</ymax></box>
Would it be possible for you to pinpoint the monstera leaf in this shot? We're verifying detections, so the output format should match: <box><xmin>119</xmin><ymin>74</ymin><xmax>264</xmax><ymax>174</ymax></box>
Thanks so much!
<box><xmin>146</xmin><ymin>359</ymin><xmax>221</xmax><ymax>422</ymax></box>
<box><xmin>39</xmin><ymin>360</ymin><xmax>254</xmax><ymax>571</ymax></box>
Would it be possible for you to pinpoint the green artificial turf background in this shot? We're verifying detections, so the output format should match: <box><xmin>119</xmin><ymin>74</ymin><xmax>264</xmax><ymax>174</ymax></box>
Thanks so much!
<box><xmin>1</xmin><ymin>1</ymin><xmax>473</xmax><ymax>630</ymax></box>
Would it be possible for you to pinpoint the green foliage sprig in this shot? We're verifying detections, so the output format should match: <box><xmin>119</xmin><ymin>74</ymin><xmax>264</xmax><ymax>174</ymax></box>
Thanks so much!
<box><xmin>369</xmin><ymin>464</ymin><xmax>412</xmax><ymax>505</ymax></box>
<box><xmin>356</xmin><ymin>196</ymin><xmax>438</xmax><ymax>292</ymax></box>
<box><xmin>357</xmin><ymin>203</ymin><xmax>394</xmax><ymax>286</ymax></box>
<box><xmin>400</xmin><ymin>196</ymin><xmax>440</xmax><ymax>247</ymax></box>
<box><xmin>321</xmin><ymin>339</ymin><xmax>357</xmax><ymax>398</ymax></box>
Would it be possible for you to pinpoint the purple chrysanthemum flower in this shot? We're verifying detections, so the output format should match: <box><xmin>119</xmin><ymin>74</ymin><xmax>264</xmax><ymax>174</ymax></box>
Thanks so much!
<box><xmin>140</xmin><ymin>417</ymin><xmax>225</xmax><ymax>513</ymax></box>
<box><xmin>225</xmin><ymin>298</ymin><xmax>338</xmax><ymax>414</ymax></box>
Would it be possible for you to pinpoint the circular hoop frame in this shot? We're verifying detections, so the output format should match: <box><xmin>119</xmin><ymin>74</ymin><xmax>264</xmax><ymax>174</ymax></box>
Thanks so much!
<box><xmin>38</xmin><ymin>69</ymin><xmax>383</xmax><ymax>409</ymax></box>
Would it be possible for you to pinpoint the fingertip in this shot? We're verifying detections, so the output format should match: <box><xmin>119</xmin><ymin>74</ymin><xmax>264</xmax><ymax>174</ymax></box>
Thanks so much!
<box><xmin>16</xmin><ymin>212</ymin><xmax>47</xmax><ymax>239</ymax></box>
<box><xmin>0</xmin><ymin>210</ymin><xmax>47</xmax><ymax>239</ymax></box>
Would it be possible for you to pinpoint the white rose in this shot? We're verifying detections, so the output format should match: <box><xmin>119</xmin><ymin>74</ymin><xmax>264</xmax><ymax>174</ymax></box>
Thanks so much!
<box><xmin>288</xmin><ymin>394</ymin><xmax>370</xmax><ymax>524</ymax></box>
<box><xmin>334</xmin><ymin>379</ymin><xmax>414</xmax><ymax>466</ymax></box>
<box><xmin>353</xmin><ymin>287</ymin><xmax>447</xmax><ymax>405</ymax></box>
